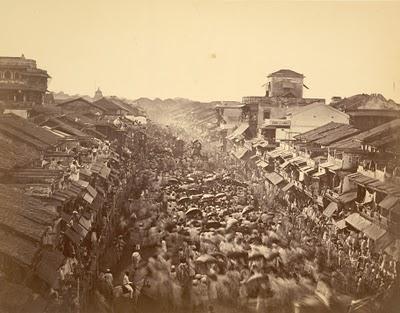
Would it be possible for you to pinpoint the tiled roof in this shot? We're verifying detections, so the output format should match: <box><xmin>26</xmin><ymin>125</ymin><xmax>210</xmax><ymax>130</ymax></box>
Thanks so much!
<box><xmin>329</xmin><ymin>119</ymin><xmax>400</xmax><ymax>150</ymax></box>
<box><xmin>313</xmin><ymin>124</ymin><xmax>361</xmax><ymax>146</ymax></box>
<box><xmin>0</xmin><ymin>114</ymin><xmax>60</xmax><ymax>147</ymax></box>
<box><xmin>0</xmin><ymin>137</ymin><xmax>40</xmax><ymax>170</ymax></box>
<box><xmin>294</xmin><ymin>122</ymin><xmax>341</xmax><ymax>141</ymax></box>
<box><xmin>0</xmin><ymin>184</ymin><xmax>58</xmax><ymax>243</ymax></box>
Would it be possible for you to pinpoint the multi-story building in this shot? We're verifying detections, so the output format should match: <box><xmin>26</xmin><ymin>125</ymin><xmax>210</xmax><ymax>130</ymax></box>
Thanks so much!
<box><xmin>0</xmin><ymin>55</ymin><xmax>50</xmax><ymax>106</ymax></box>
<box><xmin>241</xmin><ymin>69</ymin><xmax>325</xmax><ymax>141</ymax></box>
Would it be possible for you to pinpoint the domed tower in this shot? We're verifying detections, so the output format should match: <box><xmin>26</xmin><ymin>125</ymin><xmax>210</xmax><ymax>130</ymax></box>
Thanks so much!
<box><xmin>94</xmin><ymin>87</ymin><xmax>103</xmax><ymax>100</ymax></box>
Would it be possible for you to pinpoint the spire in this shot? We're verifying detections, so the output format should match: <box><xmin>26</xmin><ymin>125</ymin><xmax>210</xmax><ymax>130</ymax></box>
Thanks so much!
<box><xmin>94</xmin><ymin>87</ymin><xmax>103</xmax><ymax>100</ymax></box>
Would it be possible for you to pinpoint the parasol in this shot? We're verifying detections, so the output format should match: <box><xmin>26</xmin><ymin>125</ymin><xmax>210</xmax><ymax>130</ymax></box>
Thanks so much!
<box><xmin>177</xmin><ymin>196</ymin><xmax>190</xmax><ymax>204</ymax></box>
<box><xmin>206</xmin><ymin>220</ymin><xmax>221</xmax><ymax>229</ymax></box>
<box><xmin>242</xmin><ymin>205</ymin><xmax>254</xmax><ymax>215</ymax></box>
<box><xmin>195</xmin><ymin>254</ymin><xmax>217</xmax><ymax>264</ymax></box>
<box><xmin>186</xmin><ymin>207</ymin><xmax>201</xmax><ymax>217</ymax></box>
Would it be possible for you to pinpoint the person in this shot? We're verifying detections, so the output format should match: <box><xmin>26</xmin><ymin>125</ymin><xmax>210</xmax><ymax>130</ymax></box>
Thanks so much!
<box><xmin>176</xmin><ymin>257</ymin><xmax>192</xmax><ymax>309</ymax></box>
<box><xmin>122</xmin><ymin>271</ymin><xmax>134</xmax><ymax>299</ymax></box>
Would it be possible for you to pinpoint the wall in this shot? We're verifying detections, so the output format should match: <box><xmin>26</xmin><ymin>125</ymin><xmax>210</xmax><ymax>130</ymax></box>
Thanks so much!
<box><xmin>281</xmin><ymin>104</ymin><xmax>349</xmax><ymax>141</ymax></box>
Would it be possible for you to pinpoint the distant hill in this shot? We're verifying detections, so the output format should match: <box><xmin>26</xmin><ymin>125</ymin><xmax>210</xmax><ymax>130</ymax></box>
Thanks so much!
<box><xmin>331</xmin><ymin>93</ymin><xmax>400</xmax><ymax>111</ymax></box>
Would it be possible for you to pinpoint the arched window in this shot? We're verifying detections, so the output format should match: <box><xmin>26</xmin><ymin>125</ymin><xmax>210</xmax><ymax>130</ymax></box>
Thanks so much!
<box><xmin>4</xmin><ymin>71</ymin><xmax>11</xmax><ymax>79</ymax></box>
<box><xmin>14</xmin><ymin>72</ymin><xmax>20</xmax><ymax>80</ymax></box>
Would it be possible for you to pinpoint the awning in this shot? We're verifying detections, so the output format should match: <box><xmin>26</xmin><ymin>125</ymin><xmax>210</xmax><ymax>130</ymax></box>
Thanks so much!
<box><xmin>323</xmin><ymin>202</ymin><xmax>338</xmax><ymax>218</ymax></box>
<box><xmin>363</xmin><ymin>223</ymin><xmax>393</xmax><ymax>250</ymax></box>
<box><xmin>347</xmin><ymin>172</ymin><xmax>378</xmax><ymax>187</ymax></box>
<box><xmin>99</xmin><ymin>166</ymin><xmax>111</xmax><ymax>179</ymax></box>
<box><xmin>279</xmin><ymin>160</ymin><xmax>291</xmax><ymax>169</ymax></box>
<box><xmin>267</xmin><ymin>148</ymin><xmax>286</xmax><ymax>159</ymax></box>
<box><xmin>345</xmin><ymin>213</ymin><xmax>372</xmax><ymax>231</ymax></box>
<box><xmin>337</xmin><ymin>191</ymin><xmax>357</xmax><ymax>204</ymax></box>
<box><xmin>362</xmin><ymin>223</ymin><xmax>387</xmax><ymax>241</ymax></box>
<box><xmin>334</xmin><ymin>219</ymin><xmax>347</xmax><ymax>230</ymax></box>
<box><xmin>313</xmin><ymin>171</ymin><xmax>327</xmax><ymax>178</ymax></box>
<box><xmin>379</xmin><ymin>195</ymin><xmax>400</xmax><ymax>212</ymax></box>
<box><xmin>320</xmin><ymin>161</ymin><xmax>334</xmax><ymax>168</ymax></box>
<box><xmin>227</xmin><ymin>124</ymin><xmax>249</xmax><ymax>140</ymax></box>
<box><xmin>282</xmin><ymin>182</ymin><xmax>295</xmax><ymax>192</ymax></box>
<box><xmin>232</xmin><ymin>147</ymin><xmax>252</xmax><ymax>160</ymax></box>
<box><xmin>83</xmin><ymin>193</ymin><xmax>94</xmax><ymax>204</ymax></box>
<box><xmin>256</xmin><ymin>160</ymin><xmax>269</xmax><ymax>169</ymax></box>
<box><xmin>300</xmin><ymin>166</ymin><xmax>317</xmax><ymax>174</ymax></box>
<box><xmin>265</xmin><ymin>172</ymin><xmax>284</xmax><ymax>186</ymax></box>
<box><xmin>327</xmin><ymin>164</ymin><xmax>342</xmax><ymax>173</ymax></box>
<box><xmin>385</xmin><ymin>240</ymin><xmax>400</xmax><ymax>261</ymax></box>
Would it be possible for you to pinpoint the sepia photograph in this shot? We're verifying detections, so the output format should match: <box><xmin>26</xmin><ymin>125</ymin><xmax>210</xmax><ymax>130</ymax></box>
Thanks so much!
<box><xmin>0</xmin><ymin>1</ymin><xmax>399</xmax><ymax>312</ymax></box>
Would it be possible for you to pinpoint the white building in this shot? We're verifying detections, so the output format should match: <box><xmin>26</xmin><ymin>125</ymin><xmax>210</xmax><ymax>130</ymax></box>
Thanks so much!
<box><xmin>276</xmin><ymin>103</ymin><xmax>349</xmax><ymax>141</ymax></box>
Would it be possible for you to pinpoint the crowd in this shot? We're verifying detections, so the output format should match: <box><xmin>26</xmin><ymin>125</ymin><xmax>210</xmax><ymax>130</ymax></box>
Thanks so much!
<box><xmin>89</xmin><ymin>122</ymin><xmax>398</xmax><ymax>313</ymax></box>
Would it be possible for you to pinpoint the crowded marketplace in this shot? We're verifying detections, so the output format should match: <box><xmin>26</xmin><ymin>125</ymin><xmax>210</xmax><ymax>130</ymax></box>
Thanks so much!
<box><xmin>0</xmin><ymin>54</ymin><xmax>400</xmax><ymax>313</ymax></box>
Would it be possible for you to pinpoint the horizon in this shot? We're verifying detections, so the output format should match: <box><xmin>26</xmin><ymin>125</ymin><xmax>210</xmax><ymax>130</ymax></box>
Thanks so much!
<box><xmin>2</xmin><ymin>0</ymin><xmax>400</xmax><ymax>103</ymax></box>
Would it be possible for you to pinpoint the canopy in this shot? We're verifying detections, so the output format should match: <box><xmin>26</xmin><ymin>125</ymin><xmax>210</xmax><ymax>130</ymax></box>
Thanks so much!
<box><xmin>362</xmin><ymin>223</ymin><xmax>392</xmax><ymax>250</ymax></box>
<box><xmin>265</xmin><ymin>172</ymin><xmax>284</xmax><ymax>186</ymax></box>
<box><xmin>282</xmin><ymin>182</ymin><xmax>295</xmax><ymax>192</ymax></box>
<box><xmin>322</xmin><ymin>202</ymin><xmax>338</xmax><ymax>218</ymax></box>
<box><xmin>232</xmin><ymin>147</ymin><xmax>252</xmax><ymax>160</ymax></box>
<box><xmin>337</xmin><ymin>191</ymin><xmax>357</xmax><ymax>204</ymax></box>
<box><xmin>334</xmin><ymin>219</ymin><xmax>347</xmax><ymax>230</ymax></box>
<box><xmin>227</xmin><ymin>124</ymin><xmax>249</xmax><ymax>140</ymax></box>
<box><xmin>313</xmin><ymin>171</ymin><xmax>327</xmax><ymax>178</ymax></box>
<box><xmin>379</xmin><ymin>195</ymin><xmax>400</xmax><ymax>213</ymax></box>
<box><xmin>385</xmin><ymin>240</ymin><xmax>400</xmax><ymax>261</ymax></box>
<box><xmin>345</xmin><ymin>213</ymin><xmax>372</xmax><ymax>231</ymax></box>
<box><xmin>256</xmin><ymin>160</ymin><xmax>269</xmax><ymax>169</ymax></box>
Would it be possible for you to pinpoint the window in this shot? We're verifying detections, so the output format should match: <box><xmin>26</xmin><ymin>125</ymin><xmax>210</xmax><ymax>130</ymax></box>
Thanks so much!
<box><xmin>4</xmin><ymin>71</ymin><xmax>11</xmax><ymax>79</ymax></box>
<box><xmin>263</xmin><ymin>110</ymin><xmax>270</xmax><ymax>119</ymax></box>
<box><xmin>14</xmin><ymin>72</ymin><xmax>20</xmax><ymax>80</ymax></box>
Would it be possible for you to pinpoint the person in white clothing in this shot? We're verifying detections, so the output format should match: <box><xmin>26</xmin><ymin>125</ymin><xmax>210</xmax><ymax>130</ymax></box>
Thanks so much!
<box><xmin>123</xmin><ymin>271</ymin><xmax>134</xmax><ymax>299</ymax></box>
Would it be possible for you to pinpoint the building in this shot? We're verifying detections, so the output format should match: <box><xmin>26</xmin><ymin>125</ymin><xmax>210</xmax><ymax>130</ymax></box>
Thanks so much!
<box><xmin>266</xmin><ymin>69</ymin><xmax>305</xmax><ymax>98</ymax></box>
<box><xmin>347</xmin><ymin>109</ymin><xmax>400</xmax><ymax>131</ymax></box>
<box><xmin>242</xmin><ymin>69</ymin><xmax>325</xmax><ymax>141</ymax></box>
<box><xmin>0</xmin><ymin>55</ymin><xmax>50</xmax><ymax>105</ymax></box>
<box><xmin>276</xmin><ymin>103</ymin><xmax>350</xmax><ymax>141</ymax></box>
<box><xmin>94</xmin><ymin>87</ymin><xmax>103</xmax><ymax>101</ymax></box>
<box><xmin>56</xmin><ymin>97</ymin><xmax>102</xmax><ymax>117</ymax></box>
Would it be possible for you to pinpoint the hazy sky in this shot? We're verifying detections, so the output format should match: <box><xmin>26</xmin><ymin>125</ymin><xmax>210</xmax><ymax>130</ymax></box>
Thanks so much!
<box><xmin>1</xmin><ymin>0</ymin><xmax>400</xmax><ymax>102</ymax></box>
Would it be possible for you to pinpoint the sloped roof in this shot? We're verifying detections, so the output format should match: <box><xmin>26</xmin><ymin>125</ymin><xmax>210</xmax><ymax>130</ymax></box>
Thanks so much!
<box><xmin>268</xmin><ymin>69</ymin><xmax>304</xmax><ymax>78</ymax></box>
<box><xmin>288</xmin><ymin>103</ymin><xmax>348</xmax><ymax>118</ymax></box>
<box><xmin>92</xmin><ymin>97</ymin><xmax>135</xmax><ymax>114</ymax></box>
<box><xmin>0</xmin><ymin>184</ymin><xmax>58</xmax><ymax>243</ymax></box>
<box><xmin>294</xmin><ymin>122</ymin><xmax>343</xmax><ymax>142</ymax></box>
<box><xmin>329</xmin><ymin>119</ymin><xmax>400</xmax><ymax>151</ymax></box>
<box><xmin>313</xmin><ymin>124</ymin><xmax>361</xmax><ymax>146</ymax></box>
<box><xmin>0</xmin><ymin>137</ymin><xmax>40</xmax><ymax>170</ymax></box>
<box><xmin>0</xmin><ymin>114</ymin><xmax>60</xmax><ymax>148</ymax></box>
<box><xmin>56</xmin><ymin>96</ymin><xmax>93</xmax><ymax>106</ymax></box>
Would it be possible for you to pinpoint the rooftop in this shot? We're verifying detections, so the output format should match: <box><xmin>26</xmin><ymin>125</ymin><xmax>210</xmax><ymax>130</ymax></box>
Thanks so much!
<box><xmin>267</xmin><ymin>69</ymin><xmax>304</xmax><ymax>79</ymax></box>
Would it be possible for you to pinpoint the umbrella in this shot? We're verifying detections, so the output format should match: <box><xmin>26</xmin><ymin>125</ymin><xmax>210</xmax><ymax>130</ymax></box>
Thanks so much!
<box><xmin>242</xmin><ymin>206</ymin><xmax>254</xmax><ymax>215</ymax></box>
<box><xmin>248</xmin><ymin>249</ymin><xmax>265</xmax><ymax>260</ymax></box>
<box><xmin>206</xmin><ymin>220</ymin><xmax>221</xmax><ymax>229</ymax></box>
<box><xmin>168</xmin><ymin>177</ymin><xmax>179</xmax><ymax>184</ymax></box>
<box><xmin>226</xmin><ymin>218</ymin><xmax>238</xmax><ymax>230</ymax></box>
<box><xmin>177</xmin><ymin>196</ymin><xmax>190</xmax><ymax>204</ymax></box>
<box><xmin>186</xmin><ymin>207</ymin><xmax>201</xmax><ymax>217</ymax></box>
<box><xmin>190</xmin><ymin>194</ymin><xmax>202</xmax><ymax>201</ymax></box>
<box><xmin>196</xmin><ymin>254</ymin><xmax>217</xmax><ymax>264</ymax></box>
<box><xmin>245</xmin><ymin>273</ymin><xmax>268</xmax><ymax>297</ymax></box>
<box><xmin>227</xmin><ymin>251</ymin><xmax>248</xmax><ymax>259</ymax></box>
